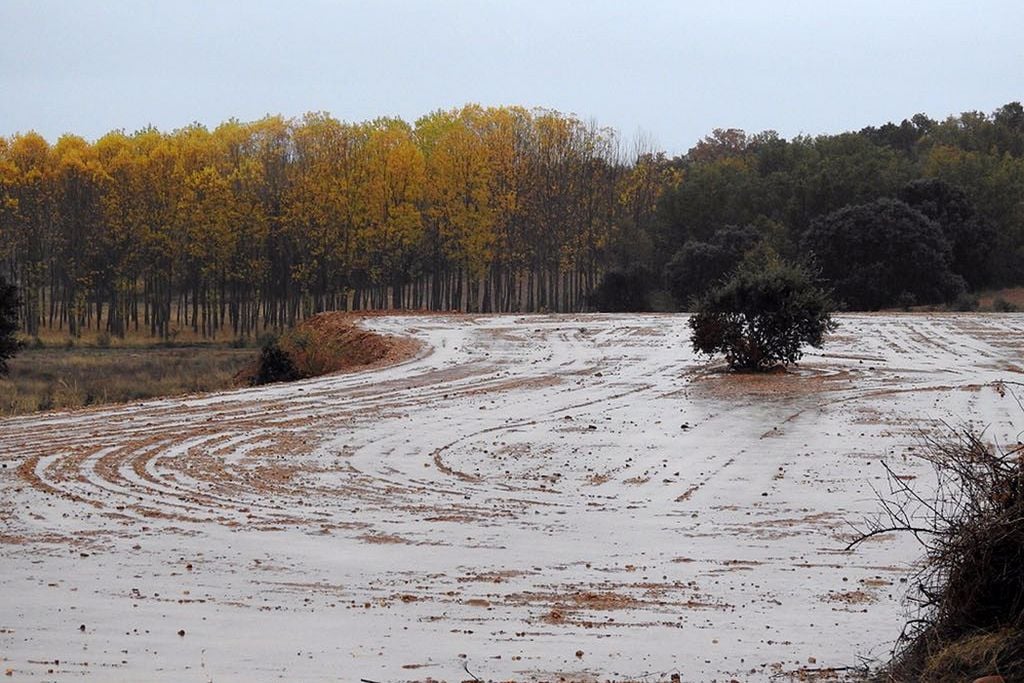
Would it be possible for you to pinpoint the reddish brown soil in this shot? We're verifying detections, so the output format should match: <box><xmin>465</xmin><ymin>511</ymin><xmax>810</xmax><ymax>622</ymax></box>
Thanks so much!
<box><xmin>689</xmin><ymin>364</ymin><xmax>855</xmax><ymax>401</ymax></box>
<box><xmin>978</xmin><ymin>286</ymin><xmax>1024</xmax><ymax>309</ymax></box>
<box><xmin>236</xmin><ymin>312</ymin><xmax>423</xmax><ymax>384</ymax></box>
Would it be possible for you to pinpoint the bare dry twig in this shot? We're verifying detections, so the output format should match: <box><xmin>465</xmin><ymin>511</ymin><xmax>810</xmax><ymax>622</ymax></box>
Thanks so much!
<box><xmin>851</xmin><ymin>415</ymin><xmax>1024</xmax><ymax>680</ymax></box>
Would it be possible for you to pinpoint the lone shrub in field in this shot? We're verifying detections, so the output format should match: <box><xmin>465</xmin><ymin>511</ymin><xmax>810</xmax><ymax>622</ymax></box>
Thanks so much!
<box><xmin>689</xmin><ymin>252</ymin><xmax>837</xmax><ymax>371</ymax></box>
<box><xmin>251</xmin><ymin>337</ymin><xmax>302</xmax><ymax>385</ymax></box>
<box><xmin>0</xmin><ymin>276</ymin><xmax>23</xmax><ymax>375</ymax></box>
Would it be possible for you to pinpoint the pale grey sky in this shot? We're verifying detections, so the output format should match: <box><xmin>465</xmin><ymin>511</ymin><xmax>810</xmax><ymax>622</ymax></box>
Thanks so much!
<box><xmin>2</xmin><ymin>0</ymin><xmax>1022</xmax><ymax>154</ymax></box>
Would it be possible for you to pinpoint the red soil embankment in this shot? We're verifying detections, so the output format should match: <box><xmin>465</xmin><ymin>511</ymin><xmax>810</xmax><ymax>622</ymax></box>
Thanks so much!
<box><xmin>237</xmin><ymin>312</ymin><xmax>422</xmax><ymax>384</ymax></box>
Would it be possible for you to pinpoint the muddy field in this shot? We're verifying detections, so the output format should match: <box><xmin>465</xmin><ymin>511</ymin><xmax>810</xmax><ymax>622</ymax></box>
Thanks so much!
<box><xmin>1</xmin><ymin>313</ymin><xmax>1023</xmax><ymax>682</ymax></box>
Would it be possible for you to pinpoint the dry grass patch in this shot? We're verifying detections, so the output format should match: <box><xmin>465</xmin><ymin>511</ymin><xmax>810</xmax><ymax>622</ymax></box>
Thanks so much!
<box><xmin>0</xmin><ymin>346</ymin><xmax>253</xmax><ymax>415</ymax></box>
<box><xmin>919</xmin><ymin>628</ymin><xmax>1024</xmax><ymax>682</ymax></box>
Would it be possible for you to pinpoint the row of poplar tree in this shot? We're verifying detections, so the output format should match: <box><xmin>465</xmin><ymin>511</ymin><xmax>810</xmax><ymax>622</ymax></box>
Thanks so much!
<box><xmin>0</xmin><ymin>105</ymin><xmax>666</xmax><ymax>338</ymax></box>
<box><xmin>2</xmin><ymin>102</ymin><xmax>1024</xmax><ymax>339</ymax></box>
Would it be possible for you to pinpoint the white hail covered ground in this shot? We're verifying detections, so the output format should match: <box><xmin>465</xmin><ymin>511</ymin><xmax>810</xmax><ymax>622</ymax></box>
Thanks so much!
<box><xmin>1</xmin><ymin>313</ymin><xmax>1023</xmax><ymax>681</ymax></box>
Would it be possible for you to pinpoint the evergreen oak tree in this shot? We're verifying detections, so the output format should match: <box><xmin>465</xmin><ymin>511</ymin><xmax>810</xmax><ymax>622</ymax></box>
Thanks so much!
<box><xmin>689</xmin><ymin>251</ymin><xmax>836</xmax><ymax>371</ymax></box>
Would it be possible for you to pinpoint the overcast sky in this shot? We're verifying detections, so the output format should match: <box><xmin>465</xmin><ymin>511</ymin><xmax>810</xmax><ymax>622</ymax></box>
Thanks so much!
<box><xmin>2</xmin><ymin>0</ymin><xmax>1022</xmax><ymax>154</ymax></box>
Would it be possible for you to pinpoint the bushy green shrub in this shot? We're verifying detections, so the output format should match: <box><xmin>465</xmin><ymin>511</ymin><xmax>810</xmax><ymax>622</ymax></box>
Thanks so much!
<box><xmin>992</xmin><ymin>297</ymin><xmax>1019</xmax><ymax>312</ymax></box>
<box><xmin>689</xmin><ymin>251</ymin><xmax>837</xmax><ymax>371</ymax></box>
<box><xmin>251</xmin><ymin>337</ymin><xmax>302</xmax><ymax>385</ymax></box>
